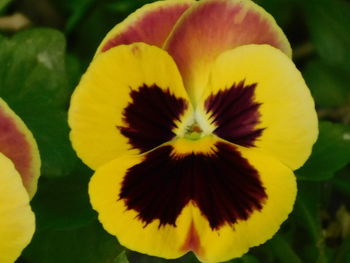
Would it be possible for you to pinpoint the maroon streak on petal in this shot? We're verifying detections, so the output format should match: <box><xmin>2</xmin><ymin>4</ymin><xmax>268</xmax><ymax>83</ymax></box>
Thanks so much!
<box><xmin>181</xmin><ymin>221</ymin><xmax>203</xmax><ymax>255</ymax></box>
<box><xmin>164</xmin><ymin>0</ymin><xmax>291</xmax><ymax>102</ymax></box>
<box><xmin>0</xmin><ymin>105</ymin><xmax>35</xmax><ymax>194</ymax></box>
<box><xmin>118</xmin><ymin>84</ymin><xmax>188</xmax><ymax>153</ymax></box>
<box><xmin>119</xmin><ymin>142</ymin><xmax>267</xmax><ymax>230</ymax></box>
<box><xmin>100</xmin><ymin>1</ymin><xmax>193</xmax><ymax>53</ymax></box>
<box><xmin>205</xmin><ymin>80</ymin><xmax>264</xmax><ymax>147</ymax></box>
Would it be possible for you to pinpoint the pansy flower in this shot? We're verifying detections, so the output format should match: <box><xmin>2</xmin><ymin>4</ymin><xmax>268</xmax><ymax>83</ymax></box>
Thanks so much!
<box><xmin>68</xmin><ymin>0</ymin><xmax>318</xmax><ymax>262</ymax></box>
<box><xmin>0</xmin><ymin>98</ymin><xmax>40</xmax><ymax>263</ymax></box>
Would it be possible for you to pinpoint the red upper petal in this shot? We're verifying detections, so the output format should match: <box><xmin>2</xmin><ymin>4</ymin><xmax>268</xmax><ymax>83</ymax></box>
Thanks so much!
<box><xmin>164</xmin><ymin>0</ymin><xmax>292</xmax><ymax>103</ymax></box>
<box><xmin>98</xmin><ymin>0</ymin><xmax>194</xmax><ymax>53</ymax></box>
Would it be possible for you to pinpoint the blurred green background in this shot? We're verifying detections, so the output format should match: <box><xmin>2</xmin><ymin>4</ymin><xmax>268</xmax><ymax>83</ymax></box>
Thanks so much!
<box><xmin>0</xmin><ymin>0</ymin><xmax>350</xmax><ymax>262</ymax></box>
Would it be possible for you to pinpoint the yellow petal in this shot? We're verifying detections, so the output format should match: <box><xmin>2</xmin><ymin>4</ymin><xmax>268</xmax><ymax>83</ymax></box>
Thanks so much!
<box><xmin>69</xmin><ymin>43</ymin><xmax>192</xmax><ymax>170</ymax></box>
<box><xmin>89</xmin><ymin>152</ymin><xmax>192</xmax><ymax>259</ymax></box>
<box><xmin>89</xmin><ymin>137</ymin><xmax>295</xmax><ymax>262</ymax></box>
<box><xmin>0</xmin><ymin>153</ymin><xmax>35</xmax><ymax>263</ymax></box>
<box><xmin>190</xmin><ymin>143</ymin><xmax>296</xmax><ymax>262</ymax></box>
<box><xmin>201</xmin><ymin>44</ymin><xmax>318</xmax><ymax>170</ymax></box>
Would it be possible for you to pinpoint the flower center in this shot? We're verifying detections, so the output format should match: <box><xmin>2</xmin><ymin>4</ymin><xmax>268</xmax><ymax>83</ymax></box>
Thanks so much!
<box><xmin>184</xmin><ymin>122</ymin><xmax>203</xmax><ymax>140</ymax></box>
<box><xmin>177</xmin><ymin>108</ymin><xmax>215</xmax><ymax>142</ymax></box>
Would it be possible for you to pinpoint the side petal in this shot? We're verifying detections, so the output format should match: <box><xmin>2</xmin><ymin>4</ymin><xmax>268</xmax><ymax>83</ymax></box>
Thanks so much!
<box><xmin>0</xmin><ymin>153</ymin><xmax>35</xmax><ymax>263</ymax></box>
<box><xmin>0</xmin><ymin>98</ymin><xmax>40</xmax><ymax>198</ymax></box>
<box><xmin>97</xmin><ymin>0</ymin><xmax>194</xmax><ymax>54</ymax></box>
<box><xmin>165</xmin><ymin>0</ymin><xmax>291</xmax><ymax>104</ymax></box>
<box><xmin>201</xmin><ymin>44</ymin><xmax>318</xmax><ymax>170</ymax></box>
<box><xmin>190</xmin><ymin>142</ymin><xmax>296</xmax><ymax>262</ymax></box>
<box><xmin>89</xmin><ymin>152</ymin><xmax>192</xmax><ymax>259</ymax></box>
<box><xmin>69</xmin><ymin>43</ymin><xmax>192</xmax><ymax>170</ymax></box>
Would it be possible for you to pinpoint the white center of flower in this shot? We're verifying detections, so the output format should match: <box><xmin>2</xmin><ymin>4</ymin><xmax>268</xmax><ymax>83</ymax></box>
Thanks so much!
<box><xmin>184</xmin><ymin>121</ymin><xmax>203</xmax><ymax>140</ymax></box>
<box><xmin>178</xmin><ymin>108</ymin><xmax>215</xmax><ymax>141</ymax></box>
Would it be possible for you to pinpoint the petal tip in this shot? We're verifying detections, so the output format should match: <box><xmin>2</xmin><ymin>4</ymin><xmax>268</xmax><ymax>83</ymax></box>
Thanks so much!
<box><xmin>0</xmin><ymin>98</ymin><xmax>41</xmax><ymax>199</ymax></box>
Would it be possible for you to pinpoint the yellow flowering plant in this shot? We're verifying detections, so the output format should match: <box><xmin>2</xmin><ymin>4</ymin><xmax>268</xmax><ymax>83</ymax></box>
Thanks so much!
<box><xmin>2</xmin><ymin>0</ymin><xmax>350</xmax><ymax>262</ymax></box>
<box><xmin>68</xmin><ymin>0</ymin><xmax>318</xmax><ymax>262</ymax></box>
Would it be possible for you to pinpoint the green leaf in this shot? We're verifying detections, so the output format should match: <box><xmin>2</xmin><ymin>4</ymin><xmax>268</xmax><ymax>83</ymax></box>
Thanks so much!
<box><xmin>296</xmin><ymin>184</ymin><xmax>322</xmax><ymax>242</ymax></box>
<box><xmin>0</xmin><ymin>0</ymin><xmax>12</xmax><ymax>12</ymax></box>
<box><xmin>0</xmin><ymin>28</ymin><xmax>78</xmax><ymax>177</ymax></box>
<box><xmin>302</xmin><ymin>0</ymin><xmax>350</xmax><ymax>72</ymax></box>
<box><xmin>106</xmin><ymin>0</ymin><xmax>154</xmax><ymax>14</ymax></box>
<box><xmin>332</xmin><ymin>167</ymin><xmax>350</xmax><ymax>196</ymax></box>
<box><xmin>113</xmin><ymin>251</ymin><xmax>129</xmax><ymax>263</ymax></box>
<box><xmin>69</xmin><ymin>5</ymin><xmax>119</xmax><ymax>65</ymax></box>
<box><xmin>256</xmin><ymin>0</ymin><xmax>295</xmax><ymax>30</ymax></box>
<box><xmin>65</xmin><ymin>0</ymin><xmax>97</xmax><ymax>34</ymax></box>
<box><xmin>335</xmin><ymin>236</ymin><xmax>350</xmax><ymax>263</ymax></box>
<box><xmin>127</xmin><ymin>252</ymin><xmax>199</xmax><ymax>263</ymax></box>
<box><xmin>31</xmin><ymin>162</ymin><xmax>95</xmax><ymax>231</ymax></box>
<box><xmin>297</xmin><ymin>121</ymin><xmax>350</xmax><ymax>181</ymax></box>
<box><xmin>228</xmin><ymin>254</ymin><xmax>261</xmax><ymax>263</ymax></box>
<box><xmin>23</xmin><ymin>109</ymin><xmax>77</xmax><ymax>177</ymax></box>
<box><xmin>0</xmin><ymin>28</ymin><xmax>70</xmax><ymax>108</ymax></box>
<box><xmin>266</xmin><ymin>234</ymin><xmax>303</xmax><ymax>263</ymax></box>
<box><xmin>303</xmin><ymin>60</ymin><xmax>350</xmax><ymax>108</ymax></box>
<box><xmin>66</xmin><ymin>52</ymin><xmax>84</xmax><ymax>90</ymax></box>
<box><xmin>295</xmin><ymin>182</ymin><xmax>328</xmax><ymax>263</ymax></box>
<box><xmin>22</xmin><ymin>220</ymin><xmax>123</xmax><ymax>263</ymax></box>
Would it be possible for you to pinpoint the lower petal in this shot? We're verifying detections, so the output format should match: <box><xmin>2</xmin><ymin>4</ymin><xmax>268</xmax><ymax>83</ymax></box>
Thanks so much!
<box><xmin>89</xmin><ymin>153</ymin><xmax>192</xmax><ymax>259</ymax></box>
<box><xmin>0</xmin><ymin>153</ymin><xmax>35</xmax><ymax>263</ymax></box>
<box><xmin>89</xmin><ymin>137</ymin><xmax>296</xmax><ymax>262</ymax></box>
<box><xmin>190</xmin><ymin>143</ymin><xmax>296</xmax><ymax>262</ymax></box>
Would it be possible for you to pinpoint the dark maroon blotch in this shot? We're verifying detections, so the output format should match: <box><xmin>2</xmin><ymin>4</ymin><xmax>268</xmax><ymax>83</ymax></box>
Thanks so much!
<box><xmin>205</xmin><ymin>80</ymin><xmax>264</xmax><ymax>147</ymax></box>
<box><xmin>118</xmin><ymin>84</ymin><xmax>188</xmax><ymax>152</ymax></box>
<box><xmin>119</xmin><ymin>142</ymin><xmax>267</xmax><ymax>230</ymax></box>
